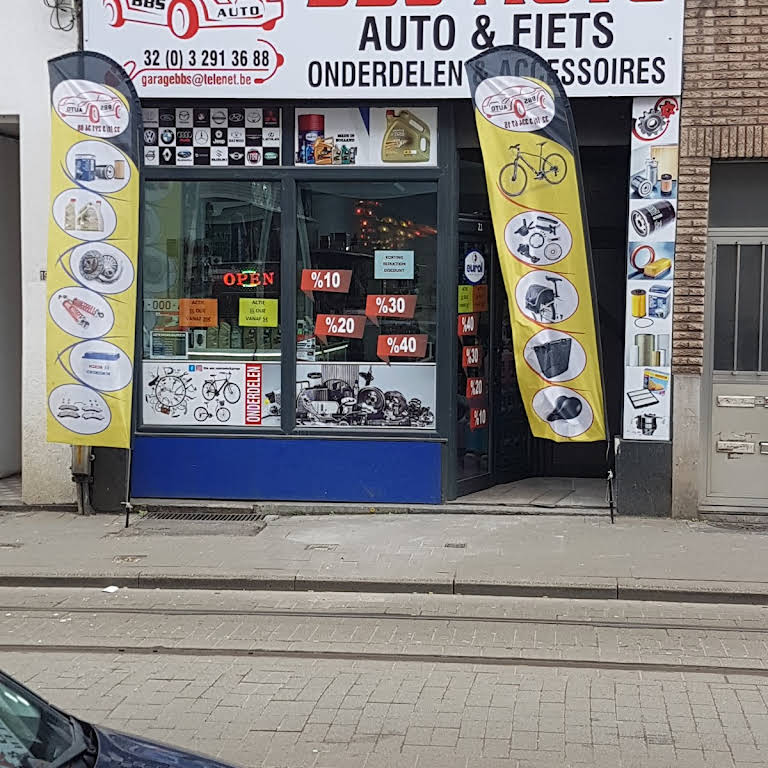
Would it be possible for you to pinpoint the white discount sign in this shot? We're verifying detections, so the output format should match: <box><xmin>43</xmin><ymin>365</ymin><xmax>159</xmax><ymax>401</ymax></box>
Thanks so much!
<box><xmin>84</xmin><ymin>0</ymin><xmax>684</xmax><ymax>99</ymax></box>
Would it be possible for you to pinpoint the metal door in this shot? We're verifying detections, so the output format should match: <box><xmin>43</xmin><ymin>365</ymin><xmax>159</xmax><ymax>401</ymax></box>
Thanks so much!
<box><xmin>456</xmin><ymin>217</ymin><xmax>531</xmax><ymax>496</ymax></box>
<box><xmin>492</xmin><ymin>256</ymin><xmax>532</xmax><ymax>484</ymax></box>
<box><xmin>705</xmin><ymin>234</ymin><xmax>768</xmax><ymax>507</ymax></box>
<box><xmin>456</xmin><ymin>217</ymin><xmax>494</xmax><ymax>495</ymax></box>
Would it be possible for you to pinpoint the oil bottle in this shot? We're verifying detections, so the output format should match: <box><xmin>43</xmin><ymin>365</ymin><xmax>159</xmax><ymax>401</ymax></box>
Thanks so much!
<box><xmin>381</xmin><ymin>110</ymin><xmax>431</xmax><ymax>163</ymax></box>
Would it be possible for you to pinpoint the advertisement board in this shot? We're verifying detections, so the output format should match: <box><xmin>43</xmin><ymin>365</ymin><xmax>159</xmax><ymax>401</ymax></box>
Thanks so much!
<box><xmin>83</xmin><ymin>0</ymin><xmax>684</xmax><ymax>100</ymax></box>
<box><xmin>46</xmin><ymin>53</ymin><xmax>142</xmax><ymax>449</ymax></box>
<box><xmin>142</xmin><ymin>361</ymin><xmax>281</xmax><ymax>427</ymax></box>
<box><xmin>622</xmin><ymin>96</ymin><xmax>680</xmax><ymax>442</ymax></box>
<box><xmin>466</xmin><ymin>46</ymin><xmax>606</xmax><ymax>443</ymax></box>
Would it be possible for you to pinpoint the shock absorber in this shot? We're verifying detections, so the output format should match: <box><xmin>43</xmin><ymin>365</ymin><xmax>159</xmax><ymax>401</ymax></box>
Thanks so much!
<box><xmin>70</xmin><ymin>296</ymin><xmax>105</xmax><ymax>318</ymax></box>
<box><xmin>61</xmin><ymin>299</ymin><xmax>89</xmax><ymax>328</ymax></box>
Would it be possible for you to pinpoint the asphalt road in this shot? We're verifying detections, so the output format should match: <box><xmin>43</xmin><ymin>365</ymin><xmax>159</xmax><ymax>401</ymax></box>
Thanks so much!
<box><xmin>2</xmin><ymin>587</ymin><xmax>768</xmax><ymax>767</ymax></box>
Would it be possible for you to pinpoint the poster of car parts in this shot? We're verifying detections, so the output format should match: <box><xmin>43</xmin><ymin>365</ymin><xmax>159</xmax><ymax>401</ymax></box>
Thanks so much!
<box><xmin>46</xmin><ymin>53</ymin><xmax>142</xmax><ymax>448</ymax></box>
<box><xmin>83</xmin><ymin>1</ymin><xmax>684</xmax><ymax>100</ymax></box>
<box><xmin>296</xmin><ymin>363</ymin><xmax>435</xmax><ymax>429</ymax></box>
<box><xmin>467</xmin><ymin>46</ymin><xmax>606</xmax><ymax>443</ymax></box>
<box><xmin>622</xmin><ymin>96</ymin><xmax>680</xmax><ymax>442</ymax></box>
<box><xmin>294</xmin><ymin>108</ymin><xmax>437</xmax><ymax>167</ymax></box>
<box><xmin>142</xmin><ymin>362</ymin><xmax>280</xmax><ymax>427</ymax></box>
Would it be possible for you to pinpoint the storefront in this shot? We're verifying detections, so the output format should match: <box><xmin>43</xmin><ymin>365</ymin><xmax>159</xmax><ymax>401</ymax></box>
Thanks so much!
<box><xmin>76</xmin><ymin>0</ymin><xmax>685</xmax><ymax>510</ymax></box>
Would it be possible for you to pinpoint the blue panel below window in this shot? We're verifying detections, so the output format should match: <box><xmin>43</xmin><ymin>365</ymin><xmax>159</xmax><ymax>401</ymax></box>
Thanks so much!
<box><xmin>131</xmin><ymin>436</ymin><xmax>443</xmax><ymax>504</ymax></box>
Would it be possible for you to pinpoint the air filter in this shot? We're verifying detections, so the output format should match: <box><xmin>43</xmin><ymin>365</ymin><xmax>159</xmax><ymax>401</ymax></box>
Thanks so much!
<box><xmin>627</xmin><ymin>388</ymin><xmax>659</xmax><ymax>409</ymax></box>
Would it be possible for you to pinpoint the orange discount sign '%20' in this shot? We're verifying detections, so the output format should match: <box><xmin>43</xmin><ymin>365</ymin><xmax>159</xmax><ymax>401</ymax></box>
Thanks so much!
<box><xmin>315</xmin><ymin>314</ymin><xmax>366</xmax><ymax>343</ymax></box>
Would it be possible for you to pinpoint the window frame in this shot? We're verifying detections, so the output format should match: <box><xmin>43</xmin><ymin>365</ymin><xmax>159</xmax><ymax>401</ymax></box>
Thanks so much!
<box><xmin>135</xmin><ymin>101</ymin><xmax>452</xmax><ymax>440</ymax></box>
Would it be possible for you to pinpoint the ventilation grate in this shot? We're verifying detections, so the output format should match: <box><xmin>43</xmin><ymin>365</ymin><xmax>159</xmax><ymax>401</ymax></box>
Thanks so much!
<box><xmin>143</xmin><ymin>510</ymin><xmax>265</xmax><ymax>523</ymax></box>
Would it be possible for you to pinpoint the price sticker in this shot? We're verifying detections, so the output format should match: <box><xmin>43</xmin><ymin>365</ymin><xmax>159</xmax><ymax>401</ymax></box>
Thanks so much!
<box><xmin>466</xmin><ymin>377</ymin><xmax>486</xmax><ymax>399</ymax></box>
<box><xmin>458</xmin><ymin>285</ymin><xmax>474</xmax><ymax>313</ymax></box>
<box><xmin>462</xmin><ymin>345</ymin><xmax>483</xmax><ymax>369</ymax></box>
<box><xmin>365</xmin><ymin>295</ymin><xmax>418</xmax><ymax>324</ymax></box>
<box><xmin>179</xmin><ymin>298</ymin><xmax>218</xmax><ymax>328</ymax></box>
<box><xmin>473</xmin><ymin>285</ymin><xmax>489</xmax><ymax>313</ymax></box>
<box><xmin>315</xmin><ymin>314</ymin><xmax>366</xmax><ymax>342</ymax></box>
<box><xmin>457</xmin><ymin>313</ymin><xmax>479</xmax><ymax>337</ymax></box>
<box><xmin>470</xmin><ymin>407</ymin><xmax>489</xmax><ymax>431</ymax></box>
<box><xmin>300</xmin><ymin>269</ymin><xmax>353</xmax><ymax>295</ymax></box>
<box><xmin>377</xmin><ymin>334</ymin><xmax>428</xmax><ymax>361</ymax></box>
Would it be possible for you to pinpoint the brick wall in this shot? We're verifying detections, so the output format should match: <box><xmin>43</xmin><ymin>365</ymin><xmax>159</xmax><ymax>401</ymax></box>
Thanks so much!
<box><xmin>675</xmin><ymin>0</ymin><xmax>768</xmax><ymax>374</ymax></box>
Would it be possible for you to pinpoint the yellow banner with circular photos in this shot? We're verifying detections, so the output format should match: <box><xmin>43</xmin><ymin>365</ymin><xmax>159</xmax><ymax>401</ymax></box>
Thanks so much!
<box><xmin>466</xmin><ymin>47</ymin><xmax>606</xmax><ymax>443</ymax></box>
<box><xmin>46</xmin><ymin>54</ymin><xmax>142</xmax><ymax>448</ymax></box>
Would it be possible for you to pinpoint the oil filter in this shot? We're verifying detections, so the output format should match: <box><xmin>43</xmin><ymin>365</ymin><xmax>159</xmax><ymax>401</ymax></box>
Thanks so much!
<box><xmin>631</xmin><ymin>289</ymin><xmax>647</xmax><ymax>318</ymax></box>
<box><xmin>94</xmin><ymin>164</ymin><xmax>115</xmax><ymax>180</ymax></box>
<box><xmin>630</xmin><ymin>174</ymin><xmax>654</xmax><ymax>199</ymax></box>
<box><xmin>113</xmin><ymin>160</ymin><xmax>126</xmax><ymax>179</ymax></box>
<box><xmin>660</xmin><ymin>173</ymin><xmax>673</xmax><ymax>195</ymax></box>
<box><xmin>631</xmin><ymin>201</ymin><xmax>676</xmax><ymax>237</ymax></box>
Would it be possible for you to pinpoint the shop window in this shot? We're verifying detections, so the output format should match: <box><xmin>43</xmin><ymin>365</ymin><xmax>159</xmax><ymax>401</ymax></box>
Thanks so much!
<box><xmin>710</xmin><ymin>162</ymin><xmax>768</xmax><ymax>228</ymax></box>
<box><xmin>712</xmin><ymin>243</ymin><xmax>768</xmax><ymax>373</ymax></box>
<box><xmin>140</xmin><ymin>181</ymin><xmax>282</xmax><ymax>428</ymax></box>
<box><xmin>296</xmin><ymin>181</ymin><xmax>438</xmax><ymax>429</ymax></box>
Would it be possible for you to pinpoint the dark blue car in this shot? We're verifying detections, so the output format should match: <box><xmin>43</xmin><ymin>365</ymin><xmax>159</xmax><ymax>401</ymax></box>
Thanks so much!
<box><xmin>0</xmin><ymin>671</ymin><xmax>236</xmax><ymax>768</ymax></box>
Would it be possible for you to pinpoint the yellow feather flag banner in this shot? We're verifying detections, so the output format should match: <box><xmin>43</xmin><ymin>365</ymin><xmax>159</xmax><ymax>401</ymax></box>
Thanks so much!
<box><xmin>466</xmin><ymin>47</ymin><xmax>606</xmax><ymax>443</ymax></box>
<box><xmin>46</xmin><ymin>53</ymin><xmax>143</xmax><ymax>448</ymax></box>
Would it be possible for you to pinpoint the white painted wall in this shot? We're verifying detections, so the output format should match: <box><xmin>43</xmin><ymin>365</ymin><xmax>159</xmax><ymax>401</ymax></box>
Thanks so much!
<box><xmin>0</xmin><ymin>6</ymin><xmax>77</xmax><ymax>502</ymax></box>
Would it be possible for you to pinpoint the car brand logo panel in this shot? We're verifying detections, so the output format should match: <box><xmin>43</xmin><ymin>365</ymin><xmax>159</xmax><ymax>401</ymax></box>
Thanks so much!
<box><xmin>142</xmin><ymin>106</ymin><xmax>281</xmax><ymax>167</ymax></box>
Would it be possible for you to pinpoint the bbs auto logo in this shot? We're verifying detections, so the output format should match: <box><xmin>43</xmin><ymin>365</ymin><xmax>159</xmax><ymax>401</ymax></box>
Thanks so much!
<box><xmin>104</xmin><ymin>0</ymin><xmax>285</xmax><ymax>40</ymax></box>
<box><xmin>475</xmin><ymin>76</ymin><xmax>556</xmax><ymax>133</ymax></box>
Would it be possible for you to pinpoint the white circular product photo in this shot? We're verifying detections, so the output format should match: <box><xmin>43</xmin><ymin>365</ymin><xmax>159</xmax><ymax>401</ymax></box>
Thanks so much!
<box><xmin>66</xmin><ymin>139</ymin><xmax>131</xmax><ymax>195</ymax></box>
<box><xmin>49</xmin><ymin>383</ymin><xmax>112</xmax><ymax>435</ymax></box>
<box><xmin>49</xmin><ymin>286</ymin><xmax>114</xmax><ymax>339</ymax></box>
<box><xmin>69</xmin><ymin>340</ymin><xmax>133</xmax><ymax>393</ymax></box>
<box><xmin>52</xmin><ymin>189</ymin><xmax>117</xmax><ymax>241</ymax></box>
<box><xmin>505</xmin><ymin>211</ymin><xmax>572</xmax><ymax>267</ymax></box>
<box><xmin>532</xmin><ymin>386</ymin><xmax>594</xmax><ymax>439</ymax></box>
<box><xmin>523</xmin><ymin>329</ymin><xmax>586</xmax><ymax>383</ymax></box>
<box><xmin>515</xmin><ymin>270</ymin><xmax>579</xmax><ymax>326</ymax></box>
<box><xmin>70</xmin><ymin>242</ymin><xmax>134</xmax><ymax>295</ymax></box>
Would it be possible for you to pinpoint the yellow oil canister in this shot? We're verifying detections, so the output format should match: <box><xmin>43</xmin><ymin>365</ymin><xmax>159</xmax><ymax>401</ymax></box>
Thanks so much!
<box><xmin>631</xmin><ymin>289</ymin><xmax>647</xmax><ymax>318</ymax></box>
<box><xmin>382</xmin><ymin>110</ymin><xmax>431</xmax><ymax>163</ymax></box>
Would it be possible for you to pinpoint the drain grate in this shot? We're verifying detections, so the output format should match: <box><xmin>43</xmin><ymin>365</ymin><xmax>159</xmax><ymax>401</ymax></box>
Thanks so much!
<box><xmin>444</xmin><ymin>542</ymin><xmax>466</xmax><ymax>549</ymax></box>
<box><xmin>143</xmin><ymin>510</ymin><xmax>264</xmax><ymax>523</ymax></box>
<box><xmin>304</xmin><ymin>543</ymin><xmax>338</xmax><ymax>551</ymax></box>
<box><xmin>705</xmin><ymin>521</ymin><xmax>768</xmax><ymax>534</ymax></box>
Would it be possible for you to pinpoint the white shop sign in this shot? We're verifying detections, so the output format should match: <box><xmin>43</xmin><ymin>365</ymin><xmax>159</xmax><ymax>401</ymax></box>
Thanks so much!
<box><xmin>83</xmin><ymin>1</ymin><xmax>684</xmax><ymax>99</ymax></box>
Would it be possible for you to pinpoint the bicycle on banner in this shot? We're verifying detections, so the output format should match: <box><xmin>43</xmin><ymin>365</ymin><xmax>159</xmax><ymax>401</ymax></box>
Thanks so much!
<box><xmin>498</xmin><ymin>142</ymin><xmax>568</xmax><ymax>199</ymax></box>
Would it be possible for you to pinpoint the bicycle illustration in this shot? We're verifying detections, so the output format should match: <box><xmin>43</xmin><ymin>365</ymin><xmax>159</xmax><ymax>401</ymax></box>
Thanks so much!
<box><xmin>498</xmin><ymin>141</ymin><xmax>568</xmax><ymax>198</ymax></box>
<box><xmin>194</xmin><ymin>401</ymin><xmax>232</xmax><ymax>424</ymax></box>
<box><xmin>201</xmin><ymin>372</ymin><xmax>241</xmax><ymax>405</ymax></box>
<box><xmin>146</xmin><ymin>367</ymin><xmax>194</xmax><ymax>418</ymax></box>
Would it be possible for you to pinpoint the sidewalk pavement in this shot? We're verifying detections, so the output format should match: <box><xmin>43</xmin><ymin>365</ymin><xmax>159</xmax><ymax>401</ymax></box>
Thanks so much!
<box><xmin>0</xmin><ymin>509</ymin><xmax>766</xmax><ymax>603</ymax></box>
